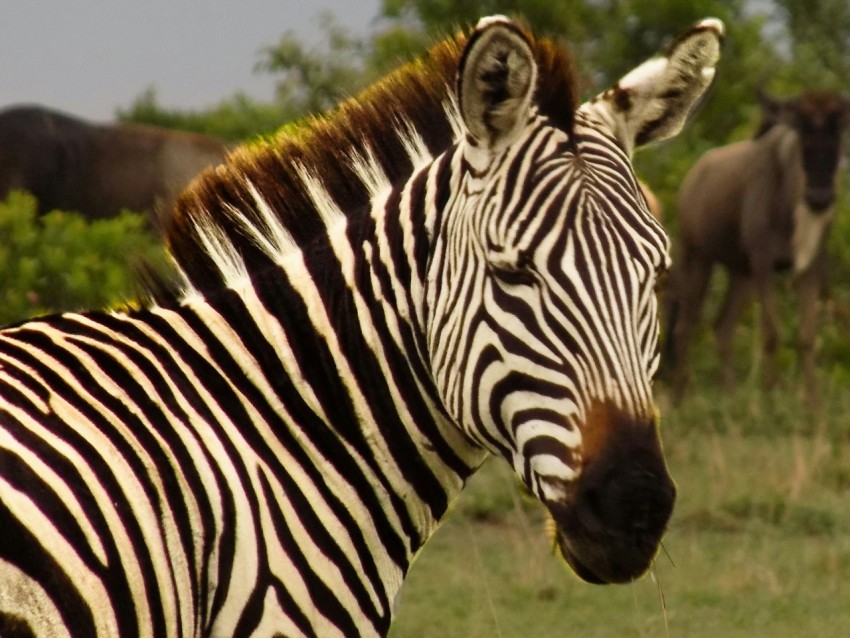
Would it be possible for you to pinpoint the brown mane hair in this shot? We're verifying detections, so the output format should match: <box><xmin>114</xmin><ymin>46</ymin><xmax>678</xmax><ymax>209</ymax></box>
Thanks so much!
<box><xmin>167</xmin><ymin>23</ymin><xmax>578</xmax><ymax>295</ymax></box>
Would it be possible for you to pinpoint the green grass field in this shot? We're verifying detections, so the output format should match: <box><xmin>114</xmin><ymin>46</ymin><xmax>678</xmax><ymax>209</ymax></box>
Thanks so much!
<box><xmin>390</xmin><ymin>347</ymin><xmax>850</xmax><ymax>636</ymax></box>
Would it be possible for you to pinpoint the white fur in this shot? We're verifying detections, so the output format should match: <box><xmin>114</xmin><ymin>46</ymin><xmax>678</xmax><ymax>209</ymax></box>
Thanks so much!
<box><xmin>793</xmin><ymin>203</ymin><xmax>835</xmax><ymax>273</ymax></box>
<box><xmin>349</xmin><ymin>143</ymin><xmax>392</xmax><ymax>201</ymax></box>
<box><xmin>296</xmin><ymin>163</ymin><xmax>348</xmax><ymax>230</ymax></box>
<box><xmin>515</xmin><ymin>416</ymin><xmax>581</xmax><ymax>453</ymax></box>
<box><xmin>244</xmin><ymin>180</ymin><xmax>299</xmax><ymax>258</ymax></box>
<box><xmin>192</xmin><ymin>216</ymin><xmax>250</xmax><ymax>289</ymax></box>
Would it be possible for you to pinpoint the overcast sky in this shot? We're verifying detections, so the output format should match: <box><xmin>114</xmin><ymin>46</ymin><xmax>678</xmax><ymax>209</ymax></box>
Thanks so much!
<box><xmin>2</xmin><ymin>0</ymin><xmax>381</xmax><ymax>121</ymax></box>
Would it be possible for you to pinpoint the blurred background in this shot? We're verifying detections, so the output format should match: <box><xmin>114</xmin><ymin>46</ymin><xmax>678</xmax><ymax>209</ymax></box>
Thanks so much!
<box><xmin>2</xmin><ymin>1</ymin><xmax>849</xmax><ymax>635</ymax></box>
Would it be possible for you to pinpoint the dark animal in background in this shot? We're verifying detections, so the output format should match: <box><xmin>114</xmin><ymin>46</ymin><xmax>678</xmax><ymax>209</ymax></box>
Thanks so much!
<box><xmin>0</xmin><ymin>104</ymin><xmax>229</xmax><ymax>232</ymax></box>
<box><xmin>666</xmin><ymin>90</ymin><xmax>850</xmax><ymax>404</ymax></box>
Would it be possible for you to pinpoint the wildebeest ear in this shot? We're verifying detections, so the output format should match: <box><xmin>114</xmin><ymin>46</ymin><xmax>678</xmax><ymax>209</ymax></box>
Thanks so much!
<box><xmin>754</xmin><ymin>88</ymin><xmax>787</xmax><ymax>136</ymax></box>
<box><xmin>757</xmin><ymin>88</ymin><xmax>783</xmax><ymax>119</ymax></box>
<box><xmin>586</xmin><ymin>18</ymin><xmax>724</xmax><ymax>157</ymax></box>
<box><xmin>458</xmin><ymin>16</ymin><xmax>537</xmax><ymax>152</ymax></box>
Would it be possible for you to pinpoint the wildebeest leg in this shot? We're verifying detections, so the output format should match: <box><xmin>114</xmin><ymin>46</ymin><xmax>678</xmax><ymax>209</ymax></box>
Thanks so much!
<box><xmin>752</xmin><ymin>266</ymin><xmax>781</xmax><ymax>391</ymax></box>
<box><xmin>713</xmin><ymin>272</ymin><xmax>752</xmax><ymax>391</ymax></box>
<box><xmin>796</xmin><ymin>251</ymin><xmax>826</xmax><ymax>407</ymax></box>
<box><xmin>670</xmin><ymin>253</ymin><xmax>713</xmax><ymax>404</ymax></box>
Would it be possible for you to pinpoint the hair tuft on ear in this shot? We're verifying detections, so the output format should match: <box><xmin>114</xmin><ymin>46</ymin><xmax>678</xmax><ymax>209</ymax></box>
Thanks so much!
<box><xmin>458</xmin><ymin>18</ymin><xmax>537</xmax><ymax>150</ymax></box>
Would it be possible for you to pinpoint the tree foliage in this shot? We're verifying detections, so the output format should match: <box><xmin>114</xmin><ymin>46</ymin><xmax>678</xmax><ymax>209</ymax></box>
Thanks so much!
<box><xmin>255</xmin><ymin>12</ymin><xmax>374</xmax><ymax>115</ymax></box>
<box><xmin>8</xmin><ymin>0</ymin><xmax>849</xmax><ymax>389</ymax></box>
<box><xmin>770</xmin><ymin>0</ymin><xmax>850</xmax><ymax>90</ymax></box>
<box><xmin>0</xmin><ymin>192</ymin><xmax>164</xmax><ymax>324</ymax></box>
<box><xmin>118</xmin><ymin>1</ymin><xmax>844</xmax><ymax>147</ymax></box>
<box><xmin>110</xmin><ymin>0</ymin><xmax>850</xmax><ymax>277</ymax></box>
<box><xmin>117</xmin><ymin>87</ymin><xmax>289</xmax><ymax>142</ymax></box>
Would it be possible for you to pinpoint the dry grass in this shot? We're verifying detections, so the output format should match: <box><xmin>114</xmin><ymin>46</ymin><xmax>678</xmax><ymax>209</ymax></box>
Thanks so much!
<box><xmin>390</xmin><ymin>378</ymin><xmax>850</xmax><ymax>637</ymax></box>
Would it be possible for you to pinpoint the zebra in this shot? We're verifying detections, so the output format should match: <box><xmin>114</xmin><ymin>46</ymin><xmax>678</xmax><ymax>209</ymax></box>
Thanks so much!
<box><xmin>0</xmin><ymin>15</ymin><xmax>723</xmax><ymax>638</ymax></box>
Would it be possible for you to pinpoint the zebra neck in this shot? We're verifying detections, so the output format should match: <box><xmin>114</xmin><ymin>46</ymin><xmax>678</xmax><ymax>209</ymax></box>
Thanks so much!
<box><xmin>182</xmin><ymin>200</ymin><xmax>487</xmax><ymax>562</ymax></box>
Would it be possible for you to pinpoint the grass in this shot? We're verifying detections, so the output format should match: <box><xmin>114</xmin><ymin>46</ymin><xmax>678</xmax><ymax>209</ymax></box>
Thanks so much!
<box><xmin>389</xmin><ymin>330</ymin><xmax>850</xmax><ymax>636</ymax></box>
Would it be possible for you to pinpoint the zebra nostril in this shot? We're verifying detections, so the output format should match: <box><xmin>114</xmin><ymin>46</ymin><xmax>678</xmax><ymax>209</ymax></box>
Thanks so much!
<box><xmin>577</xmin><ymin>467</ymin><xmax>674</xmax><ymax>538</ymax></box>
<box><xmin>575</xmin><ymin>486</ymin><xmax>607</xmax><ymax>533</ymax></box>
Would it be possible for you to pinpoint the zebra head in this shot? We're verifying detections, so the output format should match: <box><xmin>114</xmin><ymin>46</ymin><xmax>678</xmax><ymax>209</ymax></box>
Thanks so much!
<box><xmin>425</xmin><ymin>17</ymin><xmax>723</xmax><ymax>584</ymax></box>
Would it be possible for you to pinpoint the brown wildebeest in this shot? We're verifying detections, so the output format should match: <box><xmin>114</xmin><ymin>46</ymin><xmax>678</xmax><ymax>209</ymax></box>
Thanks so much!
<box><xmin>0</xmin><ymin>104</ymin><xmax>230</xmax><ymax>232</ymax></box>
<box><xmin>666</xmin><ymin>90</ymin><xmax>850</xmax><ymax>404</ymax></box>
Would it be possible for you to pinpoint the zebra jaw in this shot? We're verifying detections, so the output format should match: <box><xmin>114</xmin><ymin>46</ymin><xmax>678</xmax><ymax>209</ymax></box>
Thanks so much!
<box><xmin>532</xmin><ymin>403</ymin><xmax>675</xmax><ymax>584</ymax></box>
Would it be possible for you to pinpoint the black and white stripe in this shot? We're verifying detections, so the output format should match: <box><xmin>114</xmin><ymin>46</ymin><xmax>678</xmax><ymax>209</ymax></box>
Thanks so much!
<box><xmin>0</xmin><ymin>16</ymin><xmax>723</xmax><ymax>637</ymax></box>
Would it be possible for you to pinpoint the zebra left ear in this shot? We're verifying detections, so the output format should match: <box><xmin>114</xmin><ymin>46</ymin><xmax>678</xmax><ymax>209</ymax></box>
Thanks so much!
<box><xmin>588</xmin><ymin>18</ymin><xmax>724</xmax><ymax>157</ymax></box>
<box><xmin>458</xmin><ymin>16</ymin><xmax>537</xmax><ymax>151</ymax></box>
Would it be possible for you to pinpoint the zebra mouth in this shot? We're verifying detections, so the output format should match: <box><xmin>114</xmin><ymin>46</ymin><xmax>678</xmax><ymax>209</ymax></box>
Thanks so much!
<box><xmin>555</xmin><ymin>539</ymin><xmax>610</xmax><ymax>585</ymax></box>
<box><xmin>546</xmin><ymin>462</ymin><xmax>676</xmax><ymax>584</ymax></box>
<box><xmin>552</xmin><ymin>525</ymin><xmax>663</xmax><ymax>584</ymax></box>
<box><xmin>543</xmin><ymin>404</ymin><xmax>677</xmax><ymax>584</ymax></box>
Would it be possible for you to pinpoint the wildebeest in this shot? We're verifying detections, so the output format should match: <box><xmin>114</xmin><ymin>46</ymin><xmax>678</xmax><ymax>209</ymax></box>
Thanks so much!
<box><xmin>0</xmin><ymin>104</ymin><xmax>230</xmax><ymax>232</ymax></box>
<box><xmin>666</xmin><ymin>90</ymin><xmax>850</xmax><ymax>404</ymax></box>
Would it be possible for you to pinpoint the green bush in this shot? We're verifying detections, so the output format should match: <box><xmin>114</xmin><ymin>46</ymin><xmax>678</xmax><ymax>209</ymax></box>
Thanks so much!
<box><xmin>0</xmin><ymin>191</ymin><xmax>165</xmax><ymax>325</ymax></box>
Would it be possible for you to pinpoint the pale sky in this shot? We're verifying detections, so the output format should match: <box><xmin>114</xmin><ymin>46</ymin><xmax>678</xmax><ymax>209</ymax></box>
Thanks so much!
<box><xmin>1</xmin><ymin>0</ymin><xmax>381</xmax><ymax>121</ymax></box>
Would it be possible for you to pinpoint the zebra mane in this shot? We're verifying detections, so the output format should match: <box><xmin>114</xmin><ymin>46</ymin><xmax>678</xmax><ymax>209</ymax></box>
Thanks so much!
<box><xmin>166</xmin><ymin>23</ymin><xmax>578</xmax><ymax>296</ymax></box>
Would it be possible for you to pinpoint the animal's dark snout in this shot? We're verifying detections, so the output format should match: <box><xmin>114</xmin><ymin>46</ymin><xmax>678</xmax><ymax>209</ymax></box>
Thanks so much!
<box><xmin>805</xmin><ymin>187</ymin><xmax>835</xmax><ymax>212</ymax></box>
<box><xmin>550</xmin><ymin>405</ymin><xmax>676</xmax><ymax>584</ymax></box>
<box><xmin>576</xmin><ymin>461</ymin><xmax>676</xmax><ymax>541</ymax></box>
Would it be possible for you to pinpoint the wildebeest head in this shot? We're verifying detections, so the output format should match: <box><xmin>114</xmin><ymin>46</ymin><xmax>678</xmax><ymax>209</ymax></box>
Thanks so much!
<box><xmin>759</xmin><ymin>90</ymin><xmax>850</xmax><ymax>212</ymax></box>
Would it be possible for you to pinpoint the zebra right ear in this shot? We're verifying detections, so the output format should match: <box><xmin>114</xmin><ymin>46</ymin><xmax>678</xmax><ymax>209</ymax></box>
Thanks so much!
<box><xmin>586</xmin><ymin>18</ymin><xmax>724</xmax><ymax>157</ymax></box>
<box><xmin>458</xmin><ymin>16</ymin><xmax>537</xmax><ymax>152</ymax></box>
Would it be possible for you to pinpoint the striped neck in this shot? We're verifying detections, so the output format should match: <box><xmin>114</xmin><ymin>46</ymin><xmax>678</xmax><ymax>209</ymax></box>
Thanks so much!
<box><xmin>172</xmin><ymin>160</ymin><xmax>488</xmax><ymax>616</ymax></box>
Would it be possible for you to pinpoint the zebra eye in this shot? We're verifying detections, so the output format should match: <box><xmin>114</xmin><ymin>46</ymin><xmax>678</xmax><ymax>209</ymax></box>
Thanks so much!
<box><xmin>489</xmin><ymin>248</ymin><xmax>536</xmax><ymax>286</ymax></box>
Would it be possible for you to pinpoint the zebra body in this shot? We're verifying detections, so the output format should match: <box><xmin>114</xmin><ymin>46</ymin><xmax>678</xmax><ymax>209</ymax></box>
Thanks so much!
<box><xmin>0</xmin><ymin>16</ymin><xmax>723</xmax><ymax>637</ymax></box>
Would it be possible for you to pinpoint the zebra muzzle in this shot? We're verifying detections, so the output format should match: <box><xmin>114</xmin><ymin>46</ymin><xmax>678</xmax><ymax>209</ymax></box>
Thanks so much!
<box><xmin>546</xmin><ymin>405</ymin><xmax>676</xmax><ymax>584</ymax></box>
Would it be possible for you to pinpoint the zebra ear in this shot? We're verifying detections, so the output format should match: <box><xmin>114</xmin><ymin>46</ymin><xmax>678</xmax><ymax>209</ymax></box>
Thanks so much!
<box><xmin>458</xmin><ymin>16</ymin><xmax>537</xmax><ymax>151</ymax></box>
<box><xmin>588</xmin><ymin>18</ymin><xmax>724</xmax><ymax>157</ymax></box>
